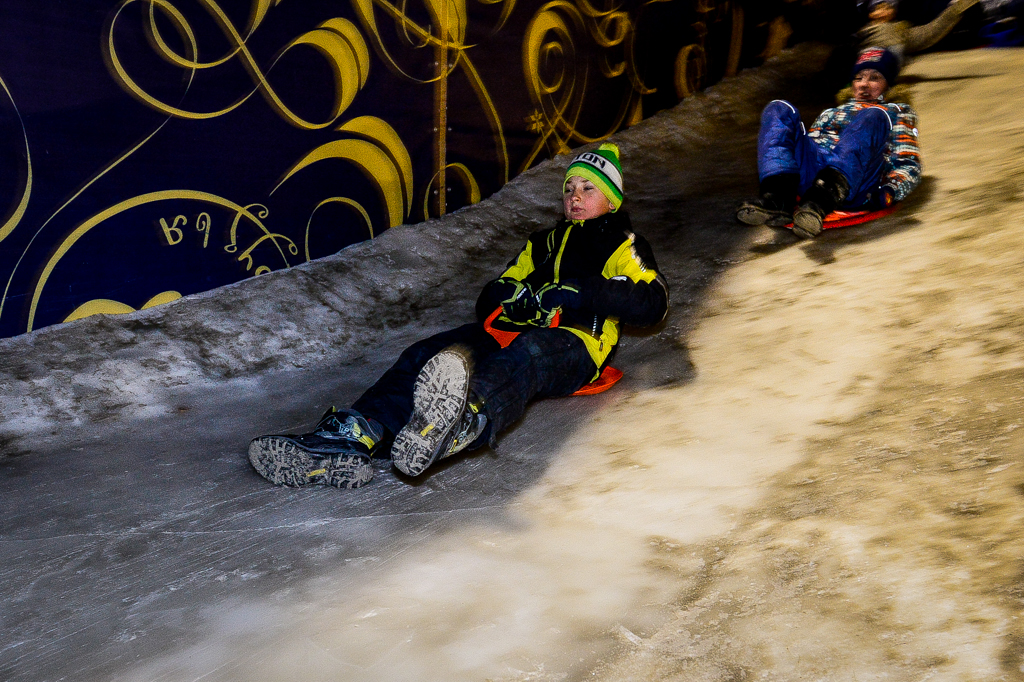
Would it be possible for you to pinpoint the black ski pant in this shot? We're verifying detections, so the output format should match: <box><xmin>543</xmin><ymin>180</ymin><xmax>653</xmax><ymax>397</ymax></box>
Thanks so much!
<box><xmin>351</xmin><ymin>322</ymin><xmax>597</xmax><ymax>450</ymax></box>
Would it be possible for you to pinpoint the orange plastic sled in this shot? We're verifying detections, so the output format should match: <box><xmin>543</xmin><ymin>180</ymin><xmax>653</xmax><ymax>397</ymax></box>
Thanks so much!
<box><xmin>787</xmin><ymin>203</ymin><xmax>899</xmax><ymax>231</ymax></box>
<box><xmin>483</xmin><ymin>307</ymin><xmax>623</xmax><ymax>396</ymax></box>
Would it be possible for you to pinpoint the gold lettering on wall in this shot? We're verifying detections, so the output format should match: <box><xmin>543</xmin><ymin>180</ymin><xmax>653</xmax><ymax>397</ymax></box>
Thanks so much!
<box><xmin>196</xmin><ymin>212</ymin><xmax>212</xmax><ymax>248</ymax></box>
<box><xmin>1</xmin><ymin>0</ymin><xmax>770</xmax><ymax>335</ymax></box>
<box><xmin>104</xmin><ymin>1</ymin><xmax>372</xmax><ymax>130</ymax></box>
<box><xmin>159</xmin><ymin>215</ymin><xmax>187</xmax><ymax>245</ymax></box>
<box><xmin>29</xmin><ymin>191</ymin><xmax>294</xmax><ymax>331</ymax></box>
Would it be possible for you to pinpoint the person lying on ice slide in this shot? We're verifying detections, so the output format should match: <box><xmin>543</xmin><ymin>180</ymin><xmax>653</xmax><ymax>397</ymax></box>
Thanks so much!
<box><xmin>737</xmin><ymin>46</ymin><xmax>921</xmax><ymax>239</ymax></box>
<box><xmin>249</xmin><ymin>142</ymin><xmax>669</xmax><ymax>489</ymax></box>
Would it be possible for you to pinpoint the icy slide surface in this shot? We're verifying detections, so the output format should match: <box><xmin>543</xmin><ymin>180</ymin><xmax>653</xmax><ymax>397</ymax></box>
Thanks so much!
<box><xmin>4</xmin><ymin>45</ymin><xmax>1024</xmax><ymax>681</ymax></box>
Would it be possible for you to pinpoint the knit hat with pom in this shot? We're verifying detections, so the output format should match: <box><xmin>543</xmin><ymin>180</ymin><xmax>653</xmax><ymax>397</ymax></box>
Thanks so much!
<box><xmin>564</xmin><ymin>142</ymin><xmax>623</xmax><ymax>212</ymax></box>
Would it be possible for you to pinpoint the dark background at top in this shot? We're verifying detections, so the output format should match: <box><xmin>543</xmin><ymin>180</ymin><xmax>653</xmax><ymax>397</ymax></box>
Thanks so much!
<box><xmin>1</xmin><ymin>0</ymin><xmax>983</xmax><ymax>338</ymax></box>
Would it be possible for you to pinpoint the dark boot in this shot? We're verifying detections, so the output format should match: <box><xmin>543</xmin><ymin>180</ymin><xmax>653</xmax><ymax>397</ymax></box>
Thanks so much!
<box><xmin>391</xmin><ymin>345</ymin><xmax>475</xmax><ymax>477</ymax></box>
<box><xmin>248</xmin><ymin>407</ymin><xmax>383</xmax><ymax>488</ymax></box>
<box><xmin>737</xmin><ymin>173</ymin><xmax>798</xmax><ymax>227</ymax></box>
<box><xmin>792</xmin><ymin>167</ymin><xmax>850</xmax><ymax>239</ymax></box>
<box><xmin>448</xmin><ymin>394</ymin><xmax>489</xmax><ymax>455</ymax></box>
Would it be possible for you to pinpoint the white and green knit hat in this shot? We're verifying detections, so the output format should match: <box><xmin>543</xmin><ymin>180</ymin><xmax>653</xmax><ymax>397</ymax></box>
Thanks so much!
<box><xmin>564</xmin><ymin>142</ymin><xmax>623</xmax><ymax>212</ymax></box>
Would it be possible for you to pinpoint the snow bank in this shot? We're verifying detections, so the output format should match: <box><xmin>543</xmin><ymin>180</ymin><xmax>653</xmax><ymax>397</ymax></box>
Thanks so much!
<box><xmin>0</xmin><ymin>44</ymin><xmax>832</xmax><ymax>447</ymax></box>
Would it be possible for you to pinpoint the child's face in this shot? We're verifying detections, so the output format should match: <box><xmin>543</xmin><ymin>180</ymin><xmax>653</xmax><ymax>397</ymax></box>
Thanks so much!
<box><xmin>869</xmin><ymin>3</ymin><xmax>896</xmax><ymax>22</ymax></box>
<box><xmin>852</xmin><ymin>69</ymin><xmax>888</xmax><ymax>101</ymax></box>
<box><xmin>563</xmin><ymin>175</ymin><xmax>614</xmax><ymax>220</ymax></box>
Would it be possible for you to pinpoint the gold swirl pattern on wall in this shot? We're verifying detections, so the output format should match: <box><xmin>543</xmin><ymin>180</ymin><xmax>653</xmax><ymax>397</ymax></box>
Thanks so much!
<box><xmin>104</xmin><ymin>0</ymin><xmax>370</xmax><ymax>130</ymax></box>
<box><xmin>0</xmin><ymin>94</ymin><xmax>179</xmax><ymax>326</ymax></box>
<box><xmin>351</xmin><ymin>0</ymin><xmax>512</xmax><ymax>198</ymax></box>
<box><xmin>21</xmin><ymin>1</ymin><xmax>415</xmax><ymax>331</ymax></box>
<box><xmin>304</xmin><ymin>198</ymin><xmax>374</xmax><ymax>262</ymax></box>
<box><xmin>0</xmin><ymin>73</ymin><xmax>32</xmax><ymax>246</ymax></box>
<box><xmin>63</xmin><ymin>291</ymin><xmax>183</xmax><ymax>323</ymax></box>
<box><xmin>9</xmin><ymin>0</ymin><xmax>764</xmax><ymax>336</ymax></box>
<box><xmin>272</xmin><ymin>115</ymin><xmax>413</xmax><ymax>237</ymax></box>
<box><xmin>422</xmin><ymin>163</ymin><xmax>481</xmax><ymax>219</ymax></box>
<box><xmin>352</xmin><ymin>0</ymin><xmax>468</xmax><ymax>82</ymax></box>
<box><xmin>520</xmin><ymin>0</ymin><xmax>645</xmax><ymax>171</ymax></box>
<box><xmin>28</xmin><ymin>190</ymin><xmax>296</xmax><ymax>332</ymax></box>
<box><xmin>674</xmin><ymin>0</ymin><xmax>743</xmax><ymax>98</ymax></box>
<box><xmin>336</xmin><ymin>116</ymin><xmax>415</xmax><ymax>213</ymax></box>
<box><xmin>220</xmin><ymin>203</ymin><xmax>299</xmax><ymax>273</ymax></box>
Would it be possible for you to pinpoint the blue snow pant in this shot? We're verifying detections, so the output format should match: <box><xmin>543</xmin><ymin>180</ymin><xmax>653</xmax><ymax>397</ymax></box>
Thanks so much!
<box><xmin>758</xmin><ymin>100</ymin><xmax>892</xmax><ymax>208</ymax></box>
<box><xmin>351</xmin><ymin>322</ymin><xmax>597</xmax><ymax>451</ymax></box>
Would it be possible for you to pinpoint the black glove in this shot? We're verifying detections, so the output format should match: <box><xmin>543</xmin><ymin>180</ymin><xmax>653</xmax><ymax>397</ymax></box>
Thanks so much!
<box><xmin>500</xmin><ymin>283</ymin><xmax>542</xmax><ymax>323</ymax></box>
<box><xmin>535</xmin><ymin>281</ymin><xmax>582</xmax><ymax>316</ymax></box>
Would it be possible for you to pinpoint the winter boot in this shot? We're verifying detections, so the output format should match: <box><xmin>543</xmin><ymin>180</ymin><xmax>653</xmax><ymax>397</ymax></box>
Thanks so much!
<box><xmin>792</xmin><ymin>167</ymin><xmax>850</xmax><ymax>239</ymax></box>
<box><xmin>391</xmin><ymin>345</ymin><xmax>483</xmax><ymax>477</ymax></box>
<box><xmin>449</xmin><ymin>396</ymin><xmax>489</xmax><ymax>456</ymax></box>
<box><xmin>736</xmin><ymin>173</ymin><xmax>798</xmax><ymax>227</ymax></box>
<box><xmin>248</xmin><ymin>407</ymin><xmax>384</xmax><ymax>488</ymax></box>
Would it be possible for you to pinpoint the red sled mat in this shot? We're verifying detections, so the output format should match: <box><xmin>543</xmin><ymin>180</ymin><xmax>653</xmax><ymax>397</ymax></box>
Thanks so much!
<box><xmin>787</xmin><ymin>203</ymin><xmax>899</xmax><ymax>230</ymax></box>
<box><xmin>483</xmin><ymin>307</ymin><xmax>623</xmax><ymax>396</ymax></box>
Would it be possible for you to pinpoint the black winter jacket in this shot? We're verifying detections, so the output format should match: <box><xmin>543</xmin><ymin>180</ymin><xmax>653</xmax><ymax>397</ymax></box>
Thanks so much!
<box><xmin>476</xmin><ymin>210</ymin><xmax>668</xmax><ymax>366</ymax></box>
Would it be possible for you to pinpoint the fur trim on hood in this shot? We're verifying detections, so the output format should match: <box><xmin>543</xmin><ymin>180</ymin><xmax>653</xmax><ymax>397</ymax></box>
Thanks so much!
<box><xmin>835</xmin><ymin>82</ymin><xmax>914</xmax><ymax>106</ymax></box>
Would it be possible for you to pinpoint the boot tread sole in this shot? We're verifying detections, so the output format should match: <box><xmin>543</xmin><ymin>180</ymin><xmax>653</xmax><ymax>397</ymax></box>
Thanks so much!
<box><xmin>391</xmin><ymin>349</ymin><xmax>471</xmax><ymax>477</ymax></box>
<box><xmin>248</xmin><ymin>435</ymin><xmax>373</xmax><ymax>488</ymax></box>
<box><xmin>737</xmin><ymin>203</ymin><xmax>792</xmax><ymax>228</ymax></box>
<box><xmin>791</xmin><ymin>209</ymin><xmax>824</xmax><ymax>238</ymax></box>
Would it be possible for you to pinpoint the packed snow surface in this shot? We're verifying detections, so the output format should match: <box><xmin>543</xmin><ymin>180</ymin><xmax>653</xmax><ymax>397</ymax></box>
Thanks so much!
<box><xmin>3</xmin><ymin>44</ymin><xmax>1024</xmax><ymax>682</ymax></box>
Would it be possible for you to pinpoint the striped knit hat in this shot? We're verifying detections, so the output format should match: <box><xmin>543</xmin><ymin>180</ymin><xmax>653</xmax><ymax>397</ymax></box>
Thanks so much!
<box><xmin>564</xmin><ymin>142</ymin><xmax>623</xmax><ymax>212</ymax></box>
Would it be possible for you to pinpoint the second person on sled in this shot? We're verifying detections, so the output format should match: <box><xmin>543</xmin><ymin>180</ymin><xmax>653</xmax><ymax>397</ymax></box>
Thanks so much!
<box><xmin>737</xmin><ymin>46</ymin><xmax>922</xmax><ymax>239</ymax></box>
